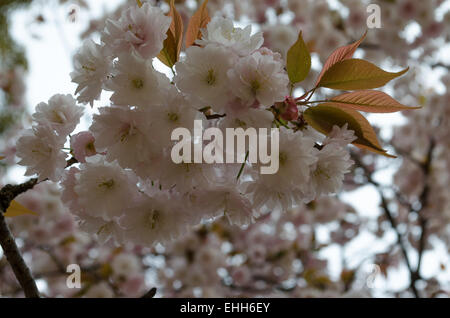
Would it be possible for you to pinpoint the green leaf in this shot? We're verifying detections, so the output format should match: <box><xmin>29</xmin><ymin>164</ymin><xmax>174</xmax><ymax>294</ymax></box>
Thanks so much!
<box><xmin>303</xmin><ymin>104</ymin><xmax>395</xmax><ymax>157</ymax></box>
<box><xmin>157</xmin><ymin>31</ymin><xmax>177</xmax><ymax>68</ymax></box>
<box><xmin>323</xmin><ymin>90</ymin><xmax>421</xmax><ymax>113</ymax></box>
<box><xmin>286</xmin><ymin>31</ymin><xmax>311</xmax><ymax>84</ymax></box>
<box><xmin>4</xmin><ymin>200</ymin><xmax>38</xmax><ymax>218</ymax></box>
<box><xmin>315</xmin><ymin>31</ymin><xmax>367</xmax><ymax>87</ymax></box>
<box><xmin>157</xmin><ymin>0</ymin><xmax>184</xmax><ymax>68</ymax></box>
<box><xmin>317</xmin><ymin>58</ymin><xmax>408</xmax><ymax>90</ymax></box>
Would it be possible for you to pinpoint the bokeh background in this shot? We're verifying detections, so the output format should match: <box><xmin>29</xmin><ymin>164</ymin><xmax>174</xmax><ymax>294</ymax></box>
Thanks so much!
<box><xmin>0</xmin><ymin>0</ymin><xmax>449</xmax><ymax>297</ymax></box>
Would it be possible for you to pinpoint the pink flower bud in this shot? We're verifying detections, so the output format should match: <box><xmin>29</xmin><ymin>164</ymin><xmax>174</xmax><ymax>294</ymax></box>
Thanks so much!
<box><xmin>276</xmin><ymin>96</ymin><xmax>299</xmax><ymax>121</ymax></box>
<box><xmin>70</xmin><ymin>131</ymin><xmax>97</xmax><ymax>163</ymax></box>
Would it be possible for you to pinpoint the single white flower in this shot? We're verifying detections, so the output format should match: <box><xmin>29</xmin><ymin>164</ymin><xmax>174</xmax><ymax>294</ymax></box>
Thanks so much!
<box><xmin>107</xmin><ymin>53</ymin><xmax>170</xmax><ymax>108</ymax></box>
<box><xmin>246</xmin><ymin>128</ymin><xmax>318</xmax><ymax>211</ymax></box>
<box><xmin>174</xmin><ymin>45</ymin><xmax>235</xmax><ymax>112</ymax></box>
<box><xmin>101</xmin><ymin>3</ymin><xmax>171</xmax><ymax>59</ymax></box>
<box><xmin>16</xmin><ymin>125</ymin><xmax>67</xmax><ymax>182</ymax></box>
<box><xmin>89</xmin><ymin>106</ymin><xmax>156</xmax><ymax>171</ymax></box>
<box><xmin>145</xmin><ymin>152</ymin><xmax>214</xmax><ymax>193</ymax></box>
<box><xmin>188</xmin><ymin>186</ymin><xmax>255</xmax><ymax>226</ymax></box>
<box><xmin>121</xmin><ymin>194</ymin><xmax>194</xmax><ymax>246</ymax></box>
<box><xmin>77</xmin><ymin>213</ymin><xmax>125</xmax><ymax>245</ymax></box>
<box><xmin>196</xmin><ymin>16</ymin><xmax>263</xmax><ymax>56</ymax></box>
<box><xmin>323</xmin><ymin>124</ymin><xmax>357</xmax><ymax>147</ymax></box>
<box><xmin>32</xmin><ymin>94</ymin><xmax>84</xmax><ymax>137</ymax></box>
<box><xmin>146</xmin><ymin>86</ymin><xmax>200</xmax><ymax>149</ymax></box>
<box><xmin>308</xmin><ymin>143</ymin><xmax>354</xmax><ymax>197</ymax></box>
<box><xmin>74</xmin><ymin>156</ymin><xmax>139</xmax><ymax>221</ymax></box>
<box><xmin>70</xmin><ymin>39</ymin><xmax>111</xmax><ymax>106</ymax></box>
<box><xmin>228</xmin><ymin>50</ymin><xmax>289</xmax><ymax>107</ymax></box>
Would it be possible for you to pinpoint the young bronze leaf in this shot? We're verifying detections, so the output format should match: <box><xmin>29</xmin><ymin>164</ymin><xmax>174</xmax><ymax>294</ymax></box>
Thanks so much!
<box><xmin>317</xmin><ymin>59</ymin><xmax>408</xmax><ymax>90</ymax></box>
<box><xmin>303</xmin><ymin>104</ymin><xmax>396</xmax><ymax>157</ymax></box>
<box><xmin>287</xmin><ymin>31</ymin><xmax>311</xmax><ymax>84</ymax></box>
<box><xmin>168</xmin><ymin>0</ymin><xmax>183</xmax><ymax>57</ymax></box>
<box><xmin>315</xmin><ymin>31</ymin><xmax>367</xmax><ymax>87</ymax></box>
<box><xmin>185</xmin><ymin>0</ymin><xmax>210</xmax><ymax>48</ymax></box>
<box><xmin>323</xmin><ymin>90</ymin><xmax>421</xmax><ymax>113</ymax></box>
<box><xmin>157</xmin><ymin>30</ymin><xmax>177</xmax><ymax>68</ymax></box>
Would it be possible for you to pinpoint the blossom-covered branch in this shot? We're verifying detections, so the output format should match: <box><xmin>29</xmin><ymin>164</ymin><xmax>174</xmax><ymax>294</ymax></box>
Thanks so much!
<box><xmin>2</xmin><ymin>0</ymin><xmax>447</xmax><ymax>298</ymax></box>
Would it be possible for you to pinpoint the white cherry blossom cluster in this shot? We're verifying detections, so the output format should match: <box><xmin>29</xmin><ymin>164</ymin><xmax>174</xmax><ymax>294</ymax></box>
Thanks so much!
<box><xmin>16</xmin><ymin>94</ymin><xmax>84</xmax><ymax>182</ymax></box>
<box><xmin>15</xmin><ymin>3</ymin><xmax>356</xmax><ymax>247</ymax></box>
<box><xmin>158</xmin><ymin>197</ymin><xmax>365</xmax><ymax>298</ymax></box>
<box><xmin>1</xmin><ymin>179</ymin><xmax>365</xmax><ymax>298</ymax></box>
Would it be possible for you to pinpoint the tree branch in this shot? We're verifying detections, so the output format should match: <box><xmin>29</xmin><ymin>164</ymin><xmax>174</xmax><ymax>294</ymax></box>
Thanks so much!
<box><xmin>0</xmin><ymin>178</ymin><xmax>38</xmax><ymax>212</ymax></box>
<box><xmin>410</xmin><ymin>139</ymin><xmax>435</xmax><ymax>289</ymax></box>
<box><xmin>351</xmin><ymin>152</ymin><xmax>419</xmax><ymax>297</ymax></box>
<box><xmin>0</xmin><ymin>210</ymin><xmax>40</xmax><ymax>297</ymax></box>
<box><xmin>431</xmin><ymin>62</ymin><xmax>450</xmax><ymax>70</ymax></box>
<box><xmin>0</xmin><ymin>157</ymin><xmax>80</xmax><ymax>297</ymax></box>
<box><xmin>0</xmin><ymin>178</ymin><xmax>41</xmax><ymax>297</ymax></box>
<box><xmin>377</xmin><ymin>190</ymin><xmax>419</xmax><ymax>297</ymax></box>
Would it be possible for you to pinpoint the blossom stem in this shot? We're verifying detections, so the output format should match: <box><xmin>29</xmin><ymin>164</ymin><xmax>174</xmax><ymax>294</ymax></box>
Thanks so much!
<box><xmin>295</xmin><ymin>88</ymin><xmax>314</xmax><ymax>101</ymax></box>
<box><xmin>299</xmin><ymin>99</ymin><xmax>328</xmax><ymax>104</ymax></box>
<box><xmin>236</xmin><ymin>151</ymin><xmax>249</xmax><ymax>180</ymax></box>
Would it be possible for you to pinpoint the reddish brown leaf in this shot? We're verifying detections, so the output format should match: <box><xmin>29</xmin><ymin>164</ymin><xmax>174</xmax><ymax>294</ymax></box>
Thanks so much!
<box><xmin>168</xmin><ymin>0</ymin><xmax>183</xmax><ymax>57</ymax></box>
<box><xmin>185</xmin><ymin>0</ymin><xmax>210</xmax><ymax>48</ymax></box>
<box><xmin>323</xmin><ymin>90</ymin><xmax>421</xmax><ymax>113</ymax></box>
<box><xmin>315</xmin><ymin>31</ymin><xmax>367</xmax><ymax>87</ymax></box>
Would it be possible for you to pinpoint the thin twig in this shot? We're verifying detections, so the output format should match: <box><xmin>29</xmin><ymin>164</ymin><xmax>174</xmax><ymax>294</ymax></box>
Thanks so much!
<box><xmin>351</xmin><ymin>152</ymin><xmax>419</xmax><ymax>297</ymax></box>
<box><xmin>431</xmin><ymin>62</ymin><xmax>450</xmax><ymax>70</ymax></box>
<box><xmin>411</xmin><ymin>140</ymin><xmax>435</xmax><ymax>289</ymax></box>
